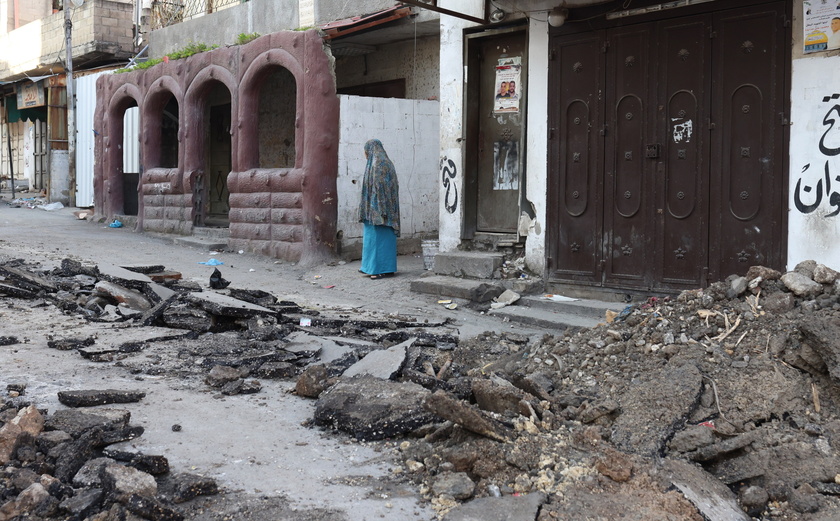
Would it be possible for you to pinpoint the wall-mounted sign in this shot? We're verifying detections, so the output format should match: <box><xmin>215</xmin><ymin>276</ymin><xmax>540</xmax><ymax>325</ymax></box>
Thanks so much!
<box><xmin>493</xmin><ymin>56</ymin><xmax>521</xmax><ymax>114</ymax></box>
<box><xmin>16</xmin><ymin>81</ymin><xmax>45</xmax><ymax>108</ymax></box>
<box><xmin>804</xmin><ymin>1</ymin><xmax>840</xmax><ymax>53</ymax></box>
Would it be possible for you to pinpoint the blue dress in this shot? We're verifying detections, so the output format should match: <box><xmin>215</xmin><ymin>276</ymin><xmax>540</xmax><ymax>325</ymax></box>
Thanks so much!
<box><xmin>359</xmin><ymin>139</ymin><xmax>400</xmax><ymax>276</ymax></box>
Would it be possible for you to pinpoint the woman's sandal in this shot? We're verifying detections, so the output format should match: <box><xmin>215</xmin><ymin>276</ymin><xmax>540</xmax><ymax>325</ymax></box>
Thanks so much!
<box><xmin>370</xmin><ymin>273</ymin><xmax>394</xmax><ymax>280</ymax></box>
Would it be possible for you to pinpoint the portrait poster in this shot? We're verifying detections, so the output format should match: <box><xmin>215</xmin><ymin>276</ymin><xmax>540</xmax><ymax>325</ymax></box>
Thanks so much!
<box><xmin>804</xmin><ymin>0</ymin><xmax>840</xmax><ymax>53</ymax></box>
<box><xmin>493</xmin><ymin>56</ymin><xmax>521</xmax><ymax>114</ymax></box>
<box><xmin>493</xmin><ymin>140</ymin><xmax>519</xmax><ymax>191</ymax></box>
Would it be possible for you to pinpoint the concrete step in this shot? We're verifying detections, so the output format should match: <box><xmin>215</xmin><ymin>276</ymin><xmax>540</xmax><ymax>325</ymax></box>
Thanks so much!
<box><xmin>410</xmin><ymin>273</ymin><xmax>630</xmax><ymax>331</ymax></box>
<box><xmin>487</xmin><ymin>305</ymin><xmax>605</xmax><ymax>330</ymax></box>
<box><xmin>173</xmin><ymin>235</ymin><xmax>229</xmax><ymax>252</ymax></box>
<box><xmin>489</xmin><ymin>295</ymin><xmax>629</xmax><ymax>331</ymax></box>
<box><xmin>409</xmin><ymin>274</ymin><xmax>505</xmax><ymax>303</ymax></box>
<box><xmin>433</xmin><ymin>251</ymin><xmax>504</xmax><ymax>279</ymax></box>
<box><xmin>192</xmin><ymin>226</ymin><xmax>230</xmax><ymax>238</ymax></box>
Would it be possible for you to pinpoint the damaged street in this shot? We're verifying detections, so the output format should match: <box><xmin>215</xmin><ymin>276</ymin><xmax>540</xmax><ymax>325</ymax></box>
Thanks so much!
<box><xmin>4</xmin><ymin>204</ymin><xmax>840</xmax><ymax>521</ymax></box>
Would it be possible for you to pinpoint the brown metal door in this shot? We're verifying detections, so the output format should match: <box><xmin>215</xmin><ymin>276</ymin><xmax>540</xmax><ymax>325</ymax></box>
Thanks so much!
<box><xmin>603</xmin><ymin>26</ymin><xmax>655</xmax><ymax>288</ymax></box>
<box><xmin>709</xmin><ymin>3</ymin><xmax>786</xmax><ymax>280</ymax></box>
<box><xmin>656</xmin><ymin>15</ymin><xmax>711</xmax><ymax>289</ymax></box>
<box><xmin>548</xmin><ymin>2</ymin><xmax>787</xmax><ymax>292</ymax></box>
<box><xmin>476</xmin><ymin>33</ymin><xmax>526</xmax><ymax>233</ymax></box>
<box><xmin>548</xmin><ymin>32</ymin><xmax>604</xmax><ymax>283</ymax></box>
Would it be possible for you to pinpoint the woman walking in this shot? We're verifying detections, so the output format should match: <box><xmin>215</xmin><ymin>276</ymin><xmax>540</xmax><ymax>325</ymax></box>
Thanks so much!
<box><xmin>359</xmin><ymin>139</ymin><xmax>400</xmax><ymax>279</ymax></box>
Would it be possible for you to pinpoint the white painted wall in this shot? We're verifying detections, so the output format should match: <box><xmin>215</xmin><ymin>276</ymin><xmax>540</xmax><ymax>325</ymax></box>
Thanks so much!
<box><xmin>437</xmin><ymin>0</ymin><xmax>483</xmax><ymax>253</ymax></box>
<box><xmin>337</xmin><ymin>94</ymin><xmax>440</xmax><ymax>255</ymax></box>
<box><xmin>787</xmin><ymin>0</ymin><xmax>840</xmax><ymax>270</ymax></box>
<box><xmin>788</xmin><ymin>55</ymin><xmax>840</xmax><ymax>269</ymax></box>
<box><xmin>523</xmin><ymin>16</ymin><xmax>550</xmax><ymax>274</ymax></box>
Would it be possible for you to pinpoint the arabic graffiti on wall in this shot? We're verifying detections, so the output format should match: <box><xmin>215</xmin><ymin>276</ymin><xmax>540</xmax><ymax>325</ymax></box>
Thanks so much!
<box><xmin>794</xmin><ymin>93</ymin><xmax>840</xmax><ymax>217</ymax></box>
<box><xmin>440</xmin><ymin>156</ymin><xmax>458</xmax><ymax>214</ymax></box>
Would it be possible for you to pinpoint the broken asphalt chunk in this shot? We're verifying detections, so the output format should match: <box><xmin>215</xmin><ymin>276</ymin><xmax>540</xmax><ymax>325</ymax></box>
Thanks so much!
<box><xmin>314</xmin><ymin>375</ymin><xmax>438</xmax><ymax>441</ymax></box>
<box><xmin>610</xmin><ymin>362</ymin><xmax>702</xmax><ymax>456</ymax></box>
<box><xmin>422</xmin><ymin>390</ymin><xmax>514</xmax><ymax>443</ymax></box>
<box><xmin>57</xmin><ymin>390</ymin><xmax>146</xmax><ymax>408</ymax></box>
<box><xmin>184</xmin><ymin>291</ymin><xmax>275</xmax><ymax>319</ymax></box>
<box><xmin>799</xmin><ymin>316</ymin><xmax>840</xmax><ymax>383</ymax></box>
<box><xmin>0</xmin><ymin>282</ymin><xmax>36</xmax><ymax>298</ymax></box>
<box><xmin>47</xmin><ymin>336</ymin><xmax>95</xmax><ymax>351</ymax></box>
<box><xmin>0</xmin><ymin>264</ymin><xmax>57</xmax><ymax>293</ymax></box>
<box><xmin>94</xmin><ymin>281</ymin><xmax>153</xmax><ymax>311</ymax></box>
<box><xmin>164</xmin><ymin>473</ymin><xmax>219</xmax><ymax>503</ymax></box>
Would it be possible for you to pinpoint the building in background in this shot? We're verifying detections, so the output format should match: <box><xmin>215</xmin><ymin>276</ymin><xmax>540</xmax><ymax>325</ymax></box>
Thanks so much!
<box><xmin>94</xmin><ymin>0</ymin><xmax>441</xmax><ymax>265</ymax></box>
<box><xmin>0</xmin><ymin>0</ymin><xmax>138</xmax><ymax>205</ymax></box>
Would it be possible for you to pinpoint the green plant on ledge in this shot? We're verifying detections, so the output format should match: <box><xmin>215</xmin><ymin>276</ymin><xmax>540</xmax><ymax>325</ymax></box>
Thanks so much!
<box><xmin>116</xmin><ymin>41</ymin><xmax>219</xmax><ymax>73</ymax></box>
<box><xmin>235</xmin><ymin>32</ymin><xmax>260</xmax><ymax>45</ymax></box>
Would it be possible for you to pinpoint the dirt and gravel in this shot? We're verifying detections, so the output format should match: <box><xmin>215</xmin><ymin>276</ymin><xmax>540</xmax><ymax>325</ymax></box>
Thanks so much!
<box><xmin>3</xmin><ymin>197</ymin><xmax>840</xmax><ymax>521</ymax></box>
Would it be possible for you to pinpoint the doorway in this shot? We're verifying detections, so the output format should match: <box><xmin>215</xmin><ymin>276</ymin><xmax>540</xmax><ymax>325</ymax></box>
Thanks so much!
<box><xmin>205</xmin><ymin>103</ymin><xmax>231</xmax><ymax>227</ymax></box>
<box><xmin>465</xmin><ymin>28</ymin><xmax>527</xmax><ymax>236</ymax></box>
<box><xmin>548</xmin><ymin>1</ymin><xmax>789</xmax><ymax>292</ymax></box>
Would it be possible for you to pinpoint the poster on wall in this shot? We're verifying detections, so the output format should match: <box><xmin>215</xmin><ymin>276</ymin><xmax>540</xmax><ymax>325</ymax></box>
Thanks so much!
<box><xmin>493</xmin><ymin>57</ymin><xmax>521</xmax><ymax>114</ymax></box>
<box><xmin>804</xmin><ymin>0</ymin><xmax>840</xmax><ymax>53</ymax></box>
<box><xmin>493</xmin><ymin>140</ymin><xmax>519</xmax><ymax>191</ymax></box>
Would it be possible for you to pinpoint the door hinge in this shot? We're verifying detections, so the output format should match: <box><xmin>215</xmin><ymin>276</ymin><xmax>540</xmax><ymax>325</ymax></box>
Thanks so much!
<box><xmin>549</xmin><ymin>128</ymin><xmax>555</xmax><ymax>140</ymax></box>
<box><xmin>600</xmin><ymin>125</ymin><xmax>607</xmax><ymax>137</ymax></box>
<box><xmin>703</xmin><ymin>267</ymin><xmax>711</xmax><ymax>281</ymax></box>
<box><xmin>779</xmin><ymin>112</ymin><xmax>790</xmax><ymax>126</ymax></box>
<box><xmin>546</xmin><ymin>257</ymin><xmax>552</xmax><ymax>269</ymax></box>
<box><xmin>601</xmin><ymin>41</ymin><xmax>609</xmax><ymax>53</ymax></box>
<box><xmin>549</xmin><ymin>48</ymin><xmax>556</xmax><ymax>61</ymax></box>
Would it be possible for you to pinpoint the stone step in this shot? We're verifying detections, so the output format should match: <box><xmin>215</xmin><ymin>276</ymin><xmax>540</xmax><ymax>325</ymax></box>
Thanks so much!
<box><xmin>488</xmin><ymin>295</ymin><xmax>629</xmax><ymax>331</ymax></box>
<box><xmin>487</xmin><ymin>305</ymin><xmax>605</xmax><ymax>330</ymax></box>
<box><xmin>192</xmin><ymin>226</ymin><xmax>230</xmax><ymax>238</ymax></box>
<box><xmin>409</xmin><ymin>274</ymin><xmax>505</xmax><ymax>303</ymax></box>
<box><xmin>172</xmin><ymin>236</ymin><xmax>228</xmax><ymax>252</ymax></box>
<box><xmin>410</xmin><ymin>274</ymin><xmax>631</xmax><ymax>331</ymax></box>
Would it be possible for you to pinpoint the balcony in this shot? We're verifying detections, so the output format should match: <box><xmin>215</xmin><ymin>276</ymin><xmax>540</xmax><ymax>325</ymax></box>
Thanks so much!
<box><xmin>0</xmin><ymin>0</ymin><xmax>136</xmax><ymax>82</ymax></box>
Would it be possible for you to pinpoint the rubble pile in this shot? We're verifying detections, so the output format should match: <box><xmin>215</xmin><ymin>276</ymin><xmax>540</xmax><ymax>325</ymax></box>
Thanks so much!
<box><xmin>4</xmin><ymin>255</ymin><xmax>840</xmax><ymax>519</ymax></box>
<box><xmin>0</xmin><ymin>399</ymin><xmax>219</xmax><ymax>521</ymax></box>
<box><xmin>371</xmin><ymin>260</ymin><xmax>840</xmax><ymax>520</ymax></box>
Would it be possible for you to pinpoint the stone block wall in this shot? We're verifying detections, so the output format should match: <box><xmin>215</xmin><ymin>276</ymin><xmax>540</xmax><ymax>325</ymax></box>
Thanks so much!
<box><xmin>94</xmin><ymin>30</ymin><xmax>340</xmax><ymax>265</ymax></box>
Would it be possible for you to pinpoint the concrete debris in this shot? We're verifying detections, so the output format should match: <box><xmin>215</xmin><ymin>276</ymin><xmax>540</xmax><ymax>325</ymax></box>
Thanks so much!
<box><xmin>57</xmin><ymin>389</ymin><xmax>147</xmax><ymax>407</ymax></box>
<box><xmin>7</xmin><ymin>256</ymin><xmax>840</xmax><ymax>519</ymax></box>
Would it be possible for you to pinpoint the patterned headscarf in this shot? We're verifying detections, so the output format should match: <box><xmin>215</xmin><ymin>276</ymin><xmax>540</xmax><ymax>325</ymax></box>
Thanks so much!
<box><xmin>359</xmin><ymin>139</ymin><xmax>401</xmax><ymax>236</ymax></box>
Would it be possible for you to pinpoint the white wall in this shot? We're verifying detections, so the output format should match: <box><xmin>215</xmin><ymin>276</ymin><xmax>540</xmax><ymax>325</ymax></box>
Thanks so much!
<box><xmin>523</xmin><ymin>17</ymin><xmax>550</xmax><ymax>274</ymax></box>
<box><xmin>437</xmin><ymin>0</ymin><xmax>483</xmax><ymax>253</ymax></box>
<box><xmin>788</xmin><ymin>55</ymin><xmax>840</xmax><ymax>269</ymax></box>
<box><xmin>337</xmin><ymin>94</ymin><xmax>440</xmax><ymax>255</ymax></box>
<box><xmin>788</xmin><ymin>0</ymin><xmax>840</xmax><ymax>270</ymax></box>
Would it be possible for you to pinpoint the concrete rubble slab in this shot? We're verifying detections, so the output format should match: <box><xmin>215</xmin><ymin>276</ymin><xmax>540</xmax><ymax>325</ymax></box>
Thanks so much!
<box><xmin>342</xmin><ymin>337</ymin><xmax>415</xmax><ymax>380</ymax></box>
<box><xmin>283</xmin><ymin>330</ymin><xmax>353</xmax><ymax>364</ymax></box>
<box><xmin>184</xmin><ymin>291</ymin><xmax>275</xmax><ymax>318</ymax></box>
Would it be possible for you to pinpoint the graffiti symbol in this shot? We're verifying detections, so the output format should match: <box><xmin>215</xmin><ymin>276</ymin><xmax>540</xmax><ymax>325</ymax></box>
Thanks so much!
<box><xmin>441</xmin><ymin>156</ymin><xmax>458</xmax><ymax>214</ymax></box>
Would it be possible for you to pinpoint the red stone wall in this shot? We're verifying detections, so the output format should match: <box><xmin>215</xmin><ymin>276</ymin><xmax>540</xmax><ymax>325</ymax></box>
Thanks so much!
<box><xmin>93</xmin><ymin>30</ymin><xmax>339</xmax><ymax>265</ymax></box>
